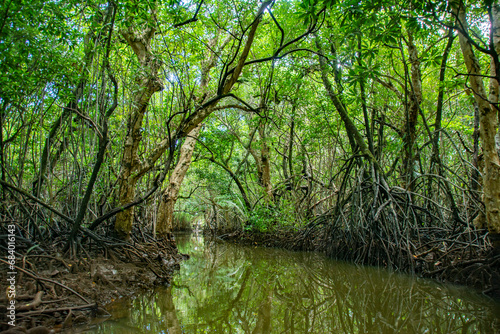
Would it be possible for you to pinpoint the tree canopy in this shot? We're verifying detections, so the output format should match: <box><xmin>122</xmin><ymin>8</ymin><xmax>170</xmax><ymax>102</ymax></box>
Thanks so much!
<box><xmin>1</xmin><ymin>0</ymin><xmax>500</xmax><ymax>291</ymax></box>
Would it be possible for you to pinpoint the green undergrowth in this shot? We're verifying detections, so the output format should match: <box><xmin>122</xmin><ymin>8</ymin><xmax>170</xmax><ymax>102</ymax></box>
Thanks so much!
<box><xmin>246</xmin><ymin>201</ymin><xmax>306</xmax><ymax>233</ymax></box>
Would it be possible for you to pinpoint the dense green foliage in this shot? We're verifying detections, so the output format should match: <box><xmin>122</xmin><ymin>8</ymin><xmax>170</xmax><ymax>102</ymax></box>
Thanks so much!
<box><xmin>0</xmin><ymin>0</ymin><xmax>497</xmax><ymax>258</ymax></box>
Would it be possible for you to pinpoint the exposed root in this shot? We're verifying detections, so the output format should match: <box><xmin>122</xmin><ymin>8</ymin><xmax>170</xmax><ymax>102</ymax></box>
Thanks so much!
<box><xmin>215</xmin><ymin>167</ymin><xmax>499</xmax><ymax>299</ymax></box>
<box><xmin>0</xmin><ymin>222</ymin><xmax>184</xmax><ymax>332</ymax></box>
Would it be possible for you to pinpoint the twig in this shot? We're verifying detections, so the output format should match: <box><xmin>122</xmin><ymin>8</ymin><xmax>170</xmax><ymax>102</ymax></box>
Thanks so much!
<box><xmin>27</xmin><ymin>255</ymin><xmax>71</xmax><ymax>271</ymax></box>
<box><xmin>0</xmin><ymin>258</ymin><xmax>90</xmax><ymax>304</ymax></box>
<box><xmin>17</xmin><ymin>303</ymin><xmax>98</xmax><ymax>317</ymax></box>
<box><xmin>18</xmin><ymin>291</ymin><xmax>43</xmax><ymax>312</ymax></box>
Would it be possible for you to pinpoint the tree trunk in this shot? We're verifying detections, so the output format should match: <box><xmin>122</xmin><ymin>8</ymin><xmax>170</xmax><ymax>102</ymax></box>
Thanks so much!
<box><xmin>315</xmin><ymin>36</ymin><xmax>379</xmax><ymax>169</ymax></box>
<box><xmin>115</xmin><ymin>22</ymin><xmax>163</xmax><ymax>239</ymax></box>
<box><xmin>403</xmin><ymin>30</ymin><xmax>422</xmax><ymax>191</ymax></box>
<box><xmin>65</xmin><ymin>6</ymin><xmax>118</xmax><ymax>248</ymax></box>
<box><xmin>431</xmin><ymin>28</ymin><xmax>455</xmax><ymax>172</ymax></box>
<box><xmin>452</xmin><ymin>1</ymin><xmax>500</xmax><ymax>238</ymax></box>
<box><xmin>471</xmin><ymin>100</ymin><xmax>481</xmax><ymax>199</ymax></box>
<box><xmin>115</xmin><ymin>1</ymin><xmax>270</xmax><ymax>238</ymax></box>
<box><xmin>156</xmin><ymin>124</ymin><xmax>201</xmax><ymax>237</ymax></box>
<box><xmin>258</xmin><ymin>120</ymin><xmax>273</xmax><ymax>200</ymax></box>
<box><xmin>155</xmin><ymin>33</ymin><xmax>221</xmax><ymax>237</ymax></box>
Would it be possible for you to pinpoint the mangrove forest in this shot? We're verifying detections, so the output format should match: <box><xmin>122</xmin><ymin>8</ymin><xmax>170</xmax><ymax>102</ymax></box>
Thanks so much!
<box><xmin>1</xmin><ymin>0</ymin><xmax>500</xmax><ymax>332</ymax></box>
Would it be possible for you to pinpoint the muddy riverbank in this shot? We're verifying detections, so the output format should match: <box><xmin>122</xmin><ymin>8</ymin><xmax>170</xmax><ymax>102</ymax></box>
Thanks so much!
<box><xmin>0</xmin><ymin>237</ymin><xmax>184</xmax><ymax>333</ymax></box>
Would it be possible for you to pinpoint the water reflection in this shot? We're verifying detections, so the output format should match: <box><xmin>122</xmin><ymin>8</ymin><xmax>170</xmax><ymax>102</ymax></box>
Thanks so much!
<box><xmin>88</xmin><ymin>233</ymin><xmax>500</xmax><ymax>333</ymax></box>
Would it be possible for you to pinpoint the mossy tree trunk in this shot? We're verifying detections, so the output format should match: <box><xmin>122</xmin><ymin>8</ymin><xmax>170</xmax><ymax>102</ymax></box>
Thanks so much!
<box><xmin>452</xmin><ymin>1</ymin><xmax>500</xmax><ymax>242</ymax></box>
<box><xmin>115</xmin><ymin>15</ymin><xmax>163</xmax><ymax>239</ymax></box>
<box><xmin>403</xmin><ymin>29</ymin><xmax>423</xmax><ymax>191</ymax></box>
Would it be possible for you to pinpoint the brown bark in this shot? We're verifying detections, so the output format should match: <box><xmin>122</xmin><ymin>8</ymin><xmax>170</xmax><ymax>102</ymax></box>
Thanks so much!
<box><xmin>115</xmin><ymin>18</ymin><xmax>163</xmax><ymax>239</ymax></box>
<box><xmin>452</xmin><ymin>0</ymin><xmax>500</xmax><ymax>235</ymax></box>
<box><xmin>156</xmin><ymin>124</ymin><xmax>201</xmax><ymax>237</ymax></box>
<box><xmin>403</xmin><ymin>30</ymin><xmax>422</xmax><ymax>190</ymax></box>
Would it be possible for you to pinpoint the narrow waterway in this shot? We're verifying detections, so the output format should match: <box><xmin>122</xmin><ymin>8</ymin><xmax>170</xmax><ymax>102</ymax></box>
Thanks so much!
<box><xmin>87</xmin><ymin>233</ymin><xmax>500</xmax><ymax>333</ymax></box>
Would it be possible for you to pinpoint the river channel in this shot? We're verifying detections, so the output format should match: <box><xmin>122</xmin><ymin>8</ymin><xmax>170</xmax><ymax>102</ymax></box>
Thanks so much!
<box><xmin>87</xmin><ymin>233</ymin><xmax>500</xmax><ymax>333</ymax></box>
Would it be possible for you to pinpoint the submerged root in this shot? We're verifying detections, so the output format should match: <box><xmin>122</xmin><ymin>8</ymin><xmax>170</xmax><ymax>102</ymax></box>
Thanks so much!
<box><xmin>297</xmin><ymin>175</ymin><xmax>497</xmax><ymax>296</ymax></box>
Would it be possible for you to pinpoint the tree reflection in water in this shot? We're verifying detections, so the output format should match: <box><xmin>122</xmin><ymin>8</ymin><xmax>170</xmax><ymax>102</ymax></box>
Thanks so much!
<box><xmin>89</xmin><ymin>234</ymin><xmax>500</xmax><ymax>333</ymax></box>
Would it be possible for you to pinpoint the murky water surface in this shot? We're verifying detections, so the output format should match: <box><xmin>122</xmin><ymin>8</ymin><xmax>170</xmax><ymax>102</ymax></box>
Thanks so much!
<box><xmin>87</xmin><ymin>233</ymin><xmax>500</xmax><ymax>333</ymax></box>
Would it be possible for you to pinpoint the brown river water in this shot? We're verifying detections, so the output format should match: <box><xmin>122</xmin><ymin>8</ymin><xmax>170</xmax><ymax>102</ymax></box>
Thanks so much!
<box><xmin>86</xmin><ymin>233</ymin><xmax>500</xmax><ymax>333</ymax></box>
